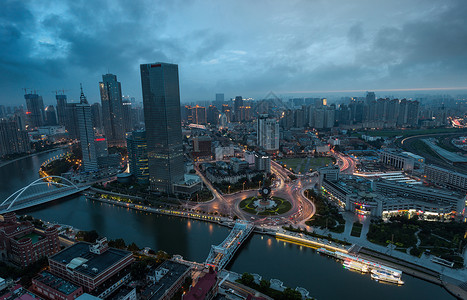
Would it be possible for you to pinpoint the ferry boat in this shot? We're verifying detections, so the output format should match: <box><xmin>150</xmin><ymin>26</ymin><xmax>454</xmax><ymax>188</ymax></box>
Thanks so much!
<box><xmin>343</xmin><ymin>259</ymin><xmax>369</xmax><ymax>273</ymax></box>
<box><xmin>371</xmin><ymin>268</ymin><xmax>404</xmax><ymax>285</ymax></box>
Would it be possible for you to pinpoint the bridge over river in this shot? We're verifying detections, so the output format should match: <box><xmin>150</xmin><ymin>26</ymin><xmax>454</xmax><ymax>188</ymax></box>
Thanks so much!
<box><xmin>205</xmin><ymin>220</ymin><xmax>254</xmax><ymax>270</ymax></box>
<box><xmin>0</xmin><ymin>176</ymin><xmax>88</xmax><ymax>214</ymax></box>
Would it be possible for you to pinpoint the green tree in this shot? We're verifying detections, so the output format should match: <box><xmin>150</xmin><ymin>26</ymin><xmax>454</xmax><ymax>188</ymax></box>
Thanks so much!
<box><xmin>240</xmin><ymin>273</ymin><xmax>254</xmax><ymax>286</ymax></box>
<box><xmin>260</xmin><ymin>279</ymin><xmax>270</xmax><ymax>290</ymax></box>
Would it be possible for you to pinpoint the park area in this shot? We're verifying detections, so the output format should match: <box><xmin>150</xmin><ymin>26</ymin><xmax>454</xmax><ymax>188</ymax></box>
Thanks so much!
<box><xmin>276</xmin><ymin>156</ymin><xmax>334</xmax><ymax>174</ymax></box>
<box><xmin>239</xmin><ymin>196</ymin><xmax>292</xmax><ymax>216</ymax></box>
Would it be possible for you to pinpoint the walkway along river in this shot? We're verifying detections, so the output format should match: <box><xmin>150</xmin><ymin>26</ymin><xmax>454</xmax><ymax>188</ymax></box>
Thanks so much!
<box><xmin>0</xmin><ymin>150</ymin><xmax>454</xmax><ymax>300</ymax></box>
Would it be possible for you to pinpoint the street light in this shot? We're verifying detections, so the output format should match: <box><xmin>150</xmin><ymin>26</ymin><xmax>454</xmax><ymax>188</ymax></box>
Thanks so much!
<box><xmin>258</xmin><ymin>181</ymin><xmax>262</xmax><ymax>189</ymax></box>
<box><xmin>228</xmin><ymin>185</ymin><xmax>231</xmax><ymax>194</ymax></box>
<box><xmin>243</xmin><ymin>181</ymin><xmax>246</xmax><ymax>191</ymax></box>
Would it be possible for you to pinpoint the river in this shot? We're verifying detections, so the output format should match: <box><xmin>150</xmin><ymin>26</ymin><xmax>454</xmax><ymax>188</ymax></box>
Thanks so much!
<box><xmin>0</xmin><ymin>150</ymin><xmax>453</xmax><ymax>300</ymax></box>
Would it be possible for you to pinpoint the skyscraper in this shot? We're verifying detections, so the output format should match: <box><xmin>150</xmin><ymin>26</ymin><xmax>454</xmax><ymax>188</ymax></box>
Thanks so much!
<box><xmin>234</xmin><ymin>96</ymin><xmax>243</xmax><ymax>122</ymax></box>
<box><xmin>55</xmin><ymin>94</ymin><xmax>67</xmax><ymax>126</ymax></box>
<box><xmin>99</xmin><ymin>74</ymin><xmax>125</xmax><ymax>146</ymax></box>
<box><xmin>24</xmin><ymin>93</ymin><xmax>45</xmax><ymax>128</ymax></box>
<box><xmin>76</xmin><ymin>85</ymin><xmax>97</xmax><ymax>172</ymax></box>
<box><xmin>0</xmin><ymin>118</ymin><xmax>30</xmax><ymax>156</ymax></box>
<box><xmin>257</xmin><ymin>114</ymin><xmax>279</xmax><ymax>151</ymax></box>
<box><xmin>44</xmin><ymin>105</ymin><xmax>57</xmax><ymax>126</ymax></box>
<box><xmin>140</xmin><ymin>62</ymin><xmax>184</xmax><ymax>192</ymax></box>
<box><xmin>126</xmin><ymin>130</ymin><xmax>149</xmax><ymax>184</ymax></box>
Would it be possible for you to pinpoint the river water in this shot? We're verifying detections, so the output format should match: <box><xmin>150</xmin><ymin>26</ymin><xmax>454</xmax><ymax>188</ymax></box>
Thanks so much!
<box><xmin>0</xmin><ymin>150</ymin><xmax>453</xmax><ymax>300</ymax></box>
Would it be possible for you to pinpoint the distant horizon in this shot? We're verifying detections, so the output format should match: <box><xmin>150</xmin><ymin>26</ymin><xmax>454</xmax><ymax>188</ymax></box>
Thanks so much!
<box><xmin>1</xmin><ymin>0</ymin><xmax>466</xmax><ymax>107</ymax></box>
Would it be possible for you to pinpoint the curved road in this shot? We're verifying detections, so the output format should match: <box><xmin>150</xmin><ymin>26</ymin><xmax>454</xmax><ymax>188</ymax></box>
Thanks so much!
<box><xmin>193</xmin><ymin>160</ymin><xmax>317</xmax><ymax>226</ymax></box>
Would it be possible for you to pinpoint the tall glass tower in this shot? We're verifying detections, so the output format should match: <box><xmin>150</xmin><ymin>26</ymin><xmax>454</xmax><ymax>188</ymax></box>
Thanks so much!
<box><xmin>76</xmin><ymin>85</ymin><xmax>98</xmax><ymax>172</ymax></box>
<box><xmin>140</xmin><ymin>62</ymin><xmax>184</xmax><ymax>193</ymax></box>
<box><xmin>99</xmin><ymin>74</ymin><xmax>125</xmax><ymax>146</ymax></box>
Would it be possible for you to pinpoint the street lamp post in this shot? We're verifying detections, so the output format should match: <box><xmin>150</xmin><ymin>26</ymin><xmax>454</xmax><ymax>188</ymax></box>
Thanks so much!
<box><xmin>243</xmin><ymin>182</ymin><xmax>245</xmax><ymax>191</ymax></box>
<box><xmin>258</xmin><ymin>181</ymin><xmax>261</xmax><ymax>189</ymax></box>
<box><xmin>228</xmin><ymin>185</ymin><xmax>231</xmax><ymax>194</ymax></box>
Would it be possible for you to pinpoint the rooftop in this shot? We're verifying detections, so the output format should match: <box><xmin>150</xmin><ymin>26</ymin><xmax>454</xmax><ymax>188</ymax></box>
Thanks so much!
<box><xmin>34</xmin><ymin>271</ymin><xmax>80</xmax><ymax>295</ymax></box>
<box><xmin>184</xmin><ymin>269</ymin><xmax>217</xmax><ymax>300</ymax></box>
<box><xmin>49</xmin><ymin>242</ymin><xmax>132</xmax><ymax>279</ymax></box>
<box><xmin>144</xmin><ymin>260</ymin><xmax>190</xmax><ymax>300</ymax></box>
<box><xmin>14</xmin><ymin>232</ymin><xmax>42</xmax><ymax>244</ymax></box>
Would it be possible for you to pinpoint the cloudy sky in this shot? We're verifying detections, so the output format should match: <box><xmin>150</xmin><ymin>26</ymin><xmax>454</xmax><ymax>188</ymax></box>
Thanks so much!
<box><xmin>1</xmin><ymin>0</ymin><xmax>467</xmax><ymax>105</ymax></box>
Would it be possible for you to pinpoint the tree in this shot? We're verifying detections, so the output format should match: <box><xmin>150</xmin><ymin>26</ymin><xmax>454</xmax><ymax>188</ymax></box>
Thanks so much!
<box><xmin>239</xmin><ymin>273</ymin><xmax>254</xmax><ymax>286</ymax></box>
<box><xmin>108</xmin><ymin>238</ymin><xmax>126</xmax><ymax>249</ymax></box>
<box><xmin>260</xmin><ymin>279</ymin><xmax>270</xmax><ymax>290</ymax></box>
<box><xmin>282</xmin><ymin>287</ymin><xmax>302</xmax><ymax>300</ymax></box>
<box><xmin>127</xmin><ymin>242</ymin><xmax>140</xmax><ymax>252</ymax></box>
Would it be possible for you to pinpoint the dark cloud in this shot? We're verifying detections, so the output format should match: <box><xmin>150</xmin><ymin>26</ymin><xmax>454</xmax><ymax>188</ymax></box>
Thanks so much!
<box><xmin>0</xmin><ymin>0</ymin><xmax>466</xmax><ymax>105</ymax></box>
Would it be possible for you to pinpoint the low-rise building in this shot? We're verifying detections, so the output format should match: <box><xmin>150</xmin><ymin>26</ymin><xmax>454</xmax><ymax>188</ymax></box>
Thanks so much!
<box><xmin>31</xmin><ymin>271</ymin><xmax>83</xmax><ymax>300</ymax></box>
<box><xmin>142</xmin><ymin>260</ymin><xmax>191</xmax><ymax>300</ymax></box>
<box><xmin>48</xmin><ymin>238</ymin><xmax>134</xmax><ymax>292</ymax></box>
<box><xmin>425</xmin><ymin>164</ymin><xmax>467</xmax><ymax>193</ymax></box>
<box><xmin>379</xmin><ymin>149</ymin><xmax>424</xmax><ymax>171</ymax></box>
<box><xmin>0</xmin><ymin>213</ymin><xmax>60</xmax><ymax>267</ymax></box>
<box><xmin>183</xmin><ymin>268</ymin><xmax>218</xmax><ymax>300</ymax></box>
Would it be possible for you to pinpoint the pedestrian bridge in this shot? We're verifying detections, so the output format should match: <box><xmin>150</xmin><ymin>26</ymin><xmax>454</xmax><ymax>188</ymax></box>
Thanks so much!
<box><xmin>0</xmin><ymin>176</ymin><xmax>88</xmax><ymax>214</ymax></box>
<box><xmin>205</xmin><ymin>220</ymin><xmax>254</xmax><ymax>270</ymax></box>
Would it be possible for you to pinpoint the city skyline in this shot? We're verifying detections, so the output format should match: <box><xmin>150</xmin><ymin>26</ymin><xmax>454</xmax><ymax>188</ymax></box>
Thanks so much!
<box><xmin>1</xmin><ymin>0</ymin><xmax>467</xmax><ymax>105</ymax></box>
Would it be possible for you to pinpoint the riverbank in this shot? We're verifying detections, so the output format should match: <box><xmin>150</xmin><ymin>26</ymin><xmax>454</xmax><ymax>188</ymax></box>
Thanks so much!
<box><xmin>85</xmin><ymin>192</ymin><xmax>467</xmax><ymax>298</ymax></box>
<box><xmin>0</xmin><ymin>147</ymin><xmax>66</xmax><ymax>168</ymax></box>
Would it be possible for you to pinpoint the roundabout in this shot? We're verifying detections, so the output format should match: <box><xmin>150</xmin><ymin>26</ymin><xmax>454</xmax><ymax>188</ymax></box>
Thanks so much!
<box><xmin>239</xmin><ymin>196</ymin><xmax>292</xmax><ymax>216</ymax></box>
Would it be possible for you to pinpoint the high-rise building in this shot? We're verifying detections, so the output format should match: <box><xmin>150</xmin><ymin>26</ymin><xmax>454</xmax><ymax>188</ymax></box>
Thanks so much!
<box><xmin>140</xmin><ymin>62</ymin><xmax>184</xmax><ymax>193</ymax></box>
<box><xmin>191</xmin><ymin>105</ymin><xmax>207</xmax><ymax>124</ymax></box>
<box><xmin>76</xmin><ymin>85</ymin><xmax>98</xmax><ymax>172</ymax></box>
<box><xmin>24</xmin><ymin>93</ymin><xmax>45</xmax><ymax>128</ymax></box>
<box><xmin>126</xmin><ymin>131</ymin><xmax>149</xmax><ymax>184</ymax></box>
<box><xmin>365</xmin><ymin>91</ymin><xmax>376</xmax><ymax>105</ymax></box>
<box><xmin>65</xmin><ymin>103</ymin><xmax>79</xmax><ymax>139</ymax></box>
<box><xmin>55</xmin><ymin>94</ymin><xmax>67</xmax><ymax>126</ymax></box>
<box><xmin>207</xmin><ymin>105</ymin><xmax>219</xmax><ymax>125</ymax></box>
<box><xmin>91</xmin><ymin>103</ymin><xmax>103</xmax><ymax>132</ymax></box>
<box><xmin>215</xmin><ymin>93</ymin><xmax>224</xmax><ymax>102</ymax></box>
<box><xmin>257</xmin><ymin>114</ymin><xmax>279</xmax><ymax>151</ymax></box>
<box><xmin>44</xmin><ymin>105</ymin><xmax>57</xmax><ymax>126</ymax></box>
<box><xmin>122</xmin><ymin>99</ymin><xmax>133</xmax><ymax>133</ymax></box>
<box><xmin>0</xmin><ymin>118</ymin><xmax>30</xmax><ymax>157</ymax></box>
<box><xmin>99</xmin><ymin>74</ymin><xmax>125</xmax><ymax>146</ymax></box>
<box><xmin>234</xmin><ymin>96</ymin><xmax>243</xmax><ymax>122</ymax></box>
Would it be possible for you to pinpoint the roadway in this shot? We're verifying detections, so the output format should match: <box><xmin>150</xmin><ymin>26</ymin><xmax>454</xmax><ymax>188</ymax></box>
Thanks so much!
<box><xmin>193</xmin><ymin>160</ymin><xmax>317</xmax><ymax>227</ymax></box>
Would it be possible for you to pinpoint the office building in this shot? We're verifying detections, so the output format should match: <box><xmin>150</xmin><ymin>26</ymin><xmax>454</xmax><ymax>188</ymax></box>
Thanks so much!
<box><xmin>99</xmin><ymin>74</ymin><xmax>125</xmax><ymax>146</ymax></box>
<box><xmin>0</xmin><ymin>212</ymin><xmax>60</xmax><ymax>267</ymax></box>
<box><xmin>234</xmin><ymin>96</ymin><xmax>243</xmax><ymax>122</ymax></box>
<box><xmin>140</xmin><ymin>62</ymin><xmax>184</xmax><ymax>193</ymax></box>
<box><xmin>126</xmin><ymin>131</ymin><xmax>149</xmax><ymax>184</ymax></box>
<box><xmin>192</xmin><ymin>136</ymin><xmax>212</xmax><ymax>158</ymax></box>
<box><xmin>76</xmin><ymin>85</ymin><xmax>98</xmax><ymax>172</ymax></box>
<box><xmin>122</xmin><ymin>99</ymin><xmax>133</xmax><ymax>133</ymax></box>
<box><xmin>44</xmin><ymin>105</ymin><xmax>58</xmax><ymax>126</ymax></box>
<box><xmin>257</xmin><ymin>114</ymin><xmax>279</xmax><ymax>151</ymax></box>
<box><xmin>48</xmin><ymin>238</ymin><xmax>134</xmax><ymax>293</ymax></box>
<box><xmin>91</xmin><ymin>103</ymin><xmax>103</xmax><ymax>133</ymax></box>
<box><xmin>254</xmin><ymin>151</ymin><xmax>271</xmax><ymax>173</ymax></box>
<box><xmin>24</xmin><ymin>93</ymin><xmax>45</xmax><ymax>128</ymax></box>
<box><xmin>56</xmin><ymin>94</ymin><xmax>68</xmax><ymax>126</ymax></box>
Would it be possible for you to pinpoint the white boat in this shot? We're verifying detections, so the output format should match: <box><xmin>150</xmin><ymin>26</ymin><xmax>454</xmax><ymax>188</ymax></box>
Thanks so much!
<box><xmin>371</xmin><ymin>269</ymin><xmax>404</xmax><ymax>285</ymax></box>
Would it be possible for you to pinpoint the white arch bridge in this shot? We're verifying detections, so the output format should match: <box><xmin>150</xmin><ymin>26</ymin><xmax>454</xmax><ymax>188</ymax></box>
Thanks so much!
<box><xmin>0</xmin><ymin>176</ymin><xmax>89</xmax><ymax>214</ymax></box>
